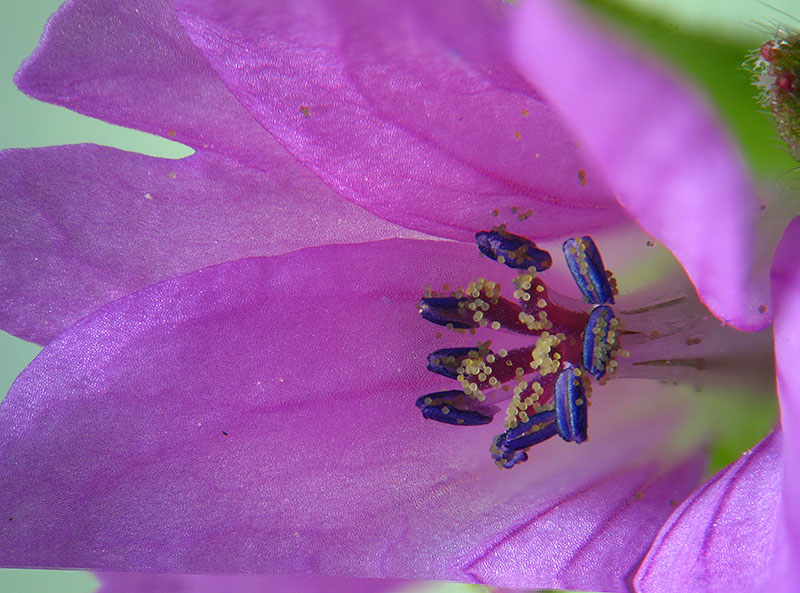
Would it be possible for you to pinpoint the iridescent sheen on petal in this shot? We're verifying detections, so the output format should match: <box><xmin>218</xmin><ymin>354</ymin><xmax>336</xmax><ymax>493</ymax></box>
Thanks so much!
<box><xmin>0</xmin><ymin>241</ymin><xmax>704</xmax><ymax>590</ymax></box>
<box><xmin>174</xmin><ymin>0</ymin><xmax>627</xmax><ymax>242</ymax></box>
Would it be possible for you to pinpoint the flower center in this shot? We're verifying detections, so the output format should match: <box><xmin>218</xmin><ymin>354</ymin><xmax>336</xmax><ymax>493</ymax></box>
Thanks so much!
<box><xmin>417</xmin><ymin>229</ymin><xmax>630</xmax><ymax>469</ymax></box>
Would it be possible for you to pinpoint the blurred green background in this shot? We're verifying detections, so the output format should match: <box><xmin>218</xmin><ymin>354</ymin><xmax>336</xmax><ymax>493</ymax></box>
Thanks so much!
<box><xmin>0</xmin><ymin>0</ymin><xmax>796</xmax><ymax>591</ymax></box>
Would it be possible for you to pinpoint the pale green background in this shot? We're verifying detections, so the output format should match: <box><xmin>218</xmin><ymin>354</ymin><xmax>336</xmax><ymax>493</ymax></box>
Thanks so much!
<box><xmin>0</xmin><ymin>0</ymin><xmax>794</xmax><ymax>590</ymax></box>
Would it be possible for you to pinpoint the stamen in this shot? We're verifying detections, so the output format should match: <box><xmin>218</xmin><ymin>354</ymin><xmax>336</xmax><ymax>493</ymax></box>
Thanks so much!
<box><xmin>490</xmin><ymin>409</ymin><xmax>558</xmax><ymax>469</ymax></box>
<box><xmin>490</xmin><ymin>441</ymin><xmax>529</xmax><ymax>469</ymax></box>
<box><xmin>476</xmin><ymin>229</ymin><xmax>552</xmax><ymax>271</ymax></box>
<box><xmin>414</xmin><ymin>230</ymin><xmax>645</xmax><ymax>469</ymax></box>
<box><xmin>563</xmin><ymin>237</ymin><xmax>616</xmax><ymax>304</ymax></box>
<box><xmin>554</xmin><ymin>367</ymin><xmax>588</xmax><ymax>443</ymax></box>
<box><xmin>415</xmin><ymin>391</ymin><xmax>495</xmax><ymax>426</ymax></box>
<box><xmin>427</xmin><ymin>347</ymin><xmax>492</xmax><ymax>379</ymax></box>
<box><xmin>503</xmin><ymin>417</ymin><xmax>557</xmax><ymax>451</ymax></box>
<box><xmin>418</xmin><ymin>297</ymin><xmax>473</xmax><ymax>329</ymax></box>
<box><xmin>581</xmin><ymin>305</ymin><xmax>620</xmax><ymax>380</ymax></box>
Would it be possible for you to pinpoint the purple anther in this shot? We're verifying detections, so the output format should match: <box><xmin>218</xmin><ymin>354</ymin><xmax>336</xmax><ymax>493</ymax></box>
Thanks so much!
<box><xmin>581</xmin><ymin>305</ymin><xmax>617</xmax><ymax>379</ymax></box>
<box><xmin>562</xmin><ymin>237</ymin><xmax>615</xmax><ymax>304</ymax></box>
<box><xmin>554</xmin><ymin>367</ymin><xmax>588</xmax><ymax>443</ymax></box>
<box><xmin>415</xmin><ymin>391</ymin><xmax>494</xmax><ymax>426</ymax></box>
<box><xmin>476</xmin><ymin>229</ymin><xmax>552</xmax><ymax>271</ymax></box>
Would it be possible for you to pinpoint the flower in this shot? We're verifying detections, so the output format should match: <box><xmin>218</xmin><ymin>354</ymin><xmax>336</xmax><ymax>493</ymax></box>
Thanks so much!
<box><xmin>0</xmin><ymin>0</ymin><xmax>784</xmax><ymax>592</ymax></box>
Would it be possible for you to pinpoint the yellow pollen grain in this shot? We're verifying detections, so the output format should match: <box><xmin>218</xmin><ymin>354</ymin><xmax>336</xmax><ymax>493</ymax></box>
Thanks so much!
<box><xmin>491</xmin><ymin>321</ymin><xmax>501</xmax><ymax>330</ymax></box>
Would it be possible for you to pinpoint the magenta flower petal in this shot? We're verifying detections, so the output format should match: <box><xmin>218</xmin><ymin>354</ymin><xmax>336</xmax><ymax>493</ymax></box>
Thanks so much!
<box><xmin>773</xmin><ymin>216</ymin><xmax>800</xmax><ymax>504</ymax></box>
<box><xmin>770</xmin><ymin>215</ymin><xmax>800</xmax><ymax>588</ymax></box>
<box><xmin>172</xmin><ymin>0</ymin><xmax>627</xmax><ymax>242</ymax></box>
<box><xmin>634</xmin><ymin>431</ymin><xmax>782</xmax><ymax>593</ymax></box>
<box><xmin>634</xmin><ymin>217</ymin><xmax>800</xmax><ymax>592</ymax></box>
<box><xmin>0</xmin><ymin>145</ymin><xmax>423</xmax><ymax>345</ymax></box>
<box><xmin>512</xmin><ymin>0</ymin><xmax>769</xmax><ymax>331</ymax></box>
<box><xmin>0</xmin><ymin>240</ymin><xmax>703</xmax><ymax>589</ymax></box>
<box><xmin>16</xmin><ymin>0</ymin><xmax>298</xmax><ymax>172</ymax></box>
<box><xmin>97</xmin><ymin>572</ymin><xmax>406</xmax><ymax>593</ymax></box>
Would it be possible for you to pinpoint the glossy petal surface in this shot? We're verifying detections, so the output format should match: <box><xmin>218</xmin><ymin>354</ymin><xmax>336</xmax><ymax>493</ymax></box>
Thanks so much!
<box><xmin>97</xmin><ymin>572</ymin><xmax>405</xmax><ymax>593</ymax></box>
<box><xmin>0</xmin><ymin>241</ymin><xmax>702</xmax><ymax>590</ymax></box>
<box><xmin>0</xmin><ymin>145</ymin><xmax>423</xmax><ymax>345</ymax></box>
<box><xmin>512</xmin><ymin>0</ymin><xmax>769</xmax><ymax>331</ymax></box>
<box><xmin>174</xmin><ymin>0</ymin><xmax>627</xmax><ymax>242</ymax></box>
<box><xmin>635</xmin><ymin>432</ymin><xmax>781</xmax><ymax>593</ymax></box>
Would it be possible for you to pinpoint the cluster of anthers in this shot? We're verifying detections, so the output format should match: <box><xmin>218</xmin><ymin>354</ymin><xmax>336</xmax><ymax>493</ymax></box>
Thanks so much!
<box><xmin>417</xmin><ymin>228</ymin><xmax>628</xmax><ymax>469</ymax></box>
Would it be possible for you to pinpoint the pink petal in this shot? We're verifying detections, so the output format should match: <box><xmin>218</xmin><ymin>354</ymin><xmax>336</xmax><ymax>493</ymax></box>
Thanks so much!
<box><xmin>16</xmin><ymin>0</ymin><xmax>296</xmax><ymax>173</ymax></box>
<box><xmin>0</xmin><ymin>145</ymin><xmax>423</xmax><ymax>345</ymax></box>
<box><xmin>512</xmin><ymin>0</ymin><xmax>770</xmax><ymax>331</ymax></box>
<box><xmin>634</xmin><ymin>431</ymin><xmax>782</xmax><ymax>593</ymax></box>
<box><xmin>770</xmin><ymin>215</ymin><xmax>800</xmax><ymax>589</ymax></box>
<box><xmin>0</xmin><ymin>240</ymin><xmax>702</xmax><ymax>590</ymax></box>
<box><xmin>96</xmin><ymin>572</ymin><xmax>407</xmax><ymax>593</ymax></box>
<box><xmin>633</xmin><ymin>217</ymin><xmax>800</xmax><ymax>592</ymax></box>
<box><xmin>174</xmin><ymin>0</ymin><xmax>627</xmax><ymax>242</ymax></box>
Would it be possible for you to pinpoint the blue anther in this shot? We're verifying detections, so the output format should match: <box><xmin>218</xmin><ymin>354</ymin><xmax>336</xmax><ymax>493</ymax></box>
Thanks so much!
<box><xmin>504</xmin><ymin>421</ymin><xmax>558</xmax><ymax>451</ymax></box>
<box><xmin>490</xmin><ymin>433</ymin><xmax>530</xmax><ymax>468</ymax></box>
<box><xmin>415</xmin><ymin>391</ymin><xmax>494</xmax><ymax>426</ymax></box>
<box><xmin>582</xmin><ymin>305</ymin><xmax>617</xmax><ymax>379</ymax></box>
<box><xmin>497</xmin><ymin>449</ymin><xmax>529</xmax><ymax>469</ymax></box>
<box><xmin>476</xmin><ymin>230</ymin><xmax>552</xmax><ymax>271</ymax></box>
<box><xmin>506</xmin><ymin>409</ymin><xmax>556</xmax><ymax>440</ymax></box>
<box><xmin>554</xmin><ymin>367</ymin><xmax>588</xmax><ymax>443</ymax></box>
<box><xmin>418</xmin><ymin>297</ymin><xmax>472</xmax><ymax>329</ymax></box>
<box><xmin>490</xmin><ymin>417</ymin><xmax>557</xmax><ymax>469</ymax></box>
<box><xmin>562</xmin><ymin>237</ymin><xmax>615</xmax><ymax>304</ymax></box>
<box><xmin>427</xmin><ymin>347</ymin><xmax>487</xmax><ymax>379</ymax></box>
